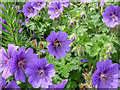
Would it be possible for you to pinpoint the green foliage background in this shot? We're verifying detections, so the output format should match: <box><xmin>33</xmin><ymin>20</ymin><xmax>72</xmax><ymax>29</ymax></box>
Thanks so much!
<box><xmin>0</xmin><ymin>1</ymin><xmax>120</xmax><ymax>89</ymax></box>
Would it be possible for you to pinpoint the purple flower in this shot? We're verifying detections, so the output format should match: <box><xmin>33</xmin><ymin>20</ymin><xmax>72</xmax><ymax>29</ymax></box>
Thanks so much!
<box><xmin>0</xmin><ymin>4</ymin><xmax>6</xmax><ymax>14</ymax></box>
<box><xmin>71</xmin><ymin>37</ymin><xmax>74</xmax><ymax>42</ymax></box>
<box><xmin>0</xmin><ymin>77</ymin><xmax>20</xmax><ymax>89</ymax></box>
<box><xmin>48</xmin><ymin>2</ymin><xmax>63</xmax><ymax>20</ymax></box>
<box><xmin>95</xmin><ymin>0</ymin><xmax>109</xmax><ymax>7</ymax></box>
<box><xmin>100</xmin><ymin>0</ymin><xmax>109</xmax><ymax>7</ymax></box>
<box><xmin>80</xmin><ymin>59</ymin><xmax>88</xmax><ymax>63</ymax></box>
<box><xmin>1</xmin><ymin>19</ymin><xmax>8</xmax><ymax>32</ymax></box>
<box><xmin>92</xmin><ymin>59</ymin><xmax>119</xmax><ymax>88</ymax></box>
<box><xmin>9</xmin><ymin>47</ymin><xmax>38</xmax><ymax>82</ymax></box>
<box><xmin>22</xmin><ymin>18</ymin><xmax>30</xmax><ymax>25</ymax></box>
<box><xmin>119</xmin><ymin>60</ymin><xmax>120</xmax><ymax>68</ymax></box>
<box><xmin>29</xmin><ymin>0</ymin><xmax>46</xmax><ymax>11</ymax></box>
<box><xmin>50</xmin><ymin>79</ymin><xmax>68</xmax><ymax>88</ymax></box>
<box><xmin>81</xmin><ymin>0</ymin><xmax>91</xmax><ymax>3</ymax></box>
<box><xmin>24</xmin><ymin>37</ymin><xmax>28</xmax><ymax>40</ymax></box>
<box><xmin>33</xmin><ymin>33</ymin><xmax>37</xmax><ymax>36</ymax></box>
<box><xmin>12</xmin><ymin>5</ymin><xmax>21</xmax><ymax>14</ymax></box>
<box><xmin>58</xmin><ymin>0</ymin><xmax>70</xmax><ymax>7</ymax></box>
<box><xmin>40</xmin><ymin>50</ymin><xmax>47</xmax><ymax>53</ymax></box>
<box><xmin>1</xmin><ymin>18</ymin><xmax>25</xmax><ymax>33</ymax></box>
<box><xmin>46</xmin><ymin>31</ymin><xmax>71</xmax><ymax>59</ymax></box>
<box><xmin>25</xmin><ymin>58</ymin><xmax>55</xmax><ymax>88</ymax></box>
<box><xmin>0</xmin><ymin>44</ymin><xmax>19</xmax><ymax>79</ymax></box>
<box><xmin>102</xmin><ymin>5</ymin><xmax>120</xmax><ymax>28</ymax></box>
<box><xmin>22</xmin><ymin>2</ymin><xmax>38</xmax><ymax>18</ymax></box>
<box><xmin>71</xmin><ymin>22</ymin><xmax>73</xmax><ymax>25</ymax></box>
<box><xmin>0</xmin><ymin>18</ymin><xmax>2</xmax><ymax>34</ymax></box>
<box><xmin>0</xmin><ymin>30</ymin><xmax>1</xmax><ymax>34</ymax></box>
<box><xmin>110</xmin><ymin>52</ymin><xmax>112</xmax><ymax>55</ymax></box>
<box><xmin>81</xmin><ymin>14</ymin><xmax>84</xmax><ymax>18</ymax></box>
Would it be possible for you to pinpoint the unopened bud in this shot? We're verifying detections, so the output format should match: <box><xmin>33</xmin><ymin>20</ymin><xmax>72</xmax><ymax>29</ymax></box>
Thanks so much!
<box><xmin>38</xmin><ymin>42</ymin><xmax>43</xmax><ymax>50</ymax></box>
<box><xmin>30</xmin><ymin>39</ymin><xmax>37</xmax><ymax>47</ymax></box>
<box><xmin>70</xmin><ymin>18</ymin><xmax>74</xmax><ymax>25</ymax></box>
<box><xmin>70</xmin><ymin>33</ymin><xmax>75</xmax><ymax>42</ymax></box>
<box><xmin>80</xmin><ymin>84</ymin><xmax>87</xmax><ymax>88</ymax></box>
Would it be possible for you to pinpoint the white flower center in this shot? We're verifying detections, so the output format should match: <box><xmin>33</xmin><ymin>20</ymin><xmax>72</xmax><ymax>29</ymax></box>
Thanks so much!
<box><xmin>100</xmin><ymin>74</ymin><xmax>108</xmax><ymax>80</ymax></box>
<box><xmin>54</xmin><ymin>40</ymin><xmax>62</xmax><ymax>47</ymax></box>
<box><xmin>112</xmin><ymin>14</ymin><xmax>116</xmax><ymax>18</ymax></box>
<box><xmin>39</xmin><ymin>70</ymin><xmax>44</xmax><ymax>75</ymax></box>
<box><xmin>37</xmin><ymin>2</ymin><xmax>41</xmax><ymax>6</ymax></box>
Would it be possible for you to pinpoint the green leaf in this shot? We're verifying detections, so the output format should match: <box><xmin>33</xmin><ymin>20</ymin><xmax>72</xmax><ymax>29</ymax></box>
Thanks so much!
<box><xmin>61</xmin><ymin>63</ymin><xmax>71</xmax><ymax>78</ymax></box>
<box><xmin>0</xmin><ymin>28</ymin><xmax>14</xmax><ymax>41</ymax></box>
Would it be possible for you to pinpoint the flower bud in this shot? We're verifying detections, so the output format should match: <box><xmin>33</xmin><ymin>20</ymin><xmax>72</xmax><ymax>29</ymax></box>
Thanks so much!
<box><xmin>30</xmin><ymin>39</ymin><xmax>37</xmax><ymax>47</ymax></box>
<box><xmin>70</xmin><ymin>33</ymin><xmax>75</xmax><ymax>42</ymax></box>
<box><xmin>80</xmin><ymin>84</ymin><xmax>87</xmax><ymax>88</ymax></box>
<box><xmin>38</xmin><ymin>42</ymin><xmax>43</xmax><ymax>50</ymax></box>
<box><xmin>70</xmin><ymin>18</ymin><xmax>74</xmax><ymax>25</ymax></box>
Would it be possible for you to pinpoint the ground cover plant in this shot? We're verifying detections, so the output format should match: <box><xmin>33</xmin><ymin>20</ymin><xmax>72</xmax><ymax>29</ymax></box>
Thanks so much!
<box><xmin>0</xmin><ymin>0</ymin><xmax>120</xmax><ymax>89</ymax></box>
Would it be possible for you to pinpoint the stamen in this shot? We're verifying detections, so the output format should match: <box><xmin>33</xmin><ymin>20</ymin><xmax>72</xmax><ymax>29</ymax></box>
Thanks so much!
<box><xmin>112</xmin><ymin>14</ymin><xmax>116</xmax><ymax>18</ymax></box>
<box><xmin>39</xmin><ymin>70</ymin><xmax>44</xmax><ymax>75</ymax></box>
<box><xmin>100</xmin><ymin>74</ymin><xmax>108</xmax><ymax>80</ymax></box>
<box><xmin>54</xmin><ymin>40</ymin><xmax>62</xmax><ymax>47</ymax></box>
<box><xmin>28</xmin><ymin>7</ymin><xmax>34</xmax><ymax>12</ymax></box>
<box><xmin>37</xmin><ymin>2</ymin><xmax>41</xmax><ymax>6</ymax></box>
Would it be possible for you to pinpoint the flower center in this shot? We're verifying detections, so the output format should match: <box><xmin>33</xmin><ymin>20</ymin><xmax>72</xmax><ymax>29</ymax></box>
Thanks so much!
<box><xmin>18</xmin><ymin>58</ymin><xmax>24</xmax><ymax>67</ymax></box>
<box><xmin>100</xmin><ymin>74</ymin><xmax>108</xmax><ymax>80</ymax></box>
<box><xmin>54</xmin><ymin>40</ymin><xmax>62</xmax><ymax>47</ymax></box>
<box><xmin>39</xmin><ymin>70</ymin><xmax>44</xmax><ymax>75</ymax></box>
<box><xmin>37</xmin><ymin>2</ymin><xmax>42</xmax><ymax>6</ymax></box>
<box><xmin>112</xmin><ymin>14</ymin><xmax>116</xmax><ymax>18</ymax></box>
<box><xmin>28</xmin><ymin>7</ymin><xmax>34</xmax><ymax>12</ymax></box>
<box><xmin>55</xmin><ymin>8</ymin><xmax>59</xmax><ymax>12</ymax></box>
<box><xmin>18</xmin><ymin>61</ymin><xmax>23</xmax><ymax>67</ymax></box>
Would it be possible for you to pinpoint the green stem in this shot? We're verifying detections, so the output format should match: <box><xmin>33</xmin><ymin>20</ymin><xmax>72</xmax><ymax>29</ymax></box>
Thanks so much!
<box><xmin>90</xmin><ymin>55</ymin><xmax>99</xmax><ymax>76</ymax></box>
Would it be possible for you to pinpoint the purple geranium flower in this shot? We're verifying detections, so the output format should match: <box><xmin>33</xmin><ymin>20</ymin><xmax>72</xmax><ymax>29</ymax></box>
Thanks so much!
<box><xmin>80</xmin><ymin>59</ymin><xmax>88</xmax><ymax>63</ymax></box>
<box><xmin>24</xmin><ymin>37</ymin><xmax>28</xmax><ymax>40</ymax></box>
<box><xmin>9</xmin><ymin>47</ymin><xmax>38</xmax><ymax>82</ymax></box>
<box><xmin>55</xmin><ymin>0</ymin><xmax>70</xmax><ymax>8</ymax></box>
<box><xmin>29</xmin><ymin>0</ymin><xmax>46</xmax><ymax>11</ymax></box>
<box><xmin>33</xmin><ymin>33</ymin><xmax>37</xmax><ymax>36</ymax></box>
<box><xmin>95</xmin><ymin>0</ymin><xmax>109</xmax><ymax>7</ymax></box>
<box><xmin>61</xmin><ymin>0</ymin><xmax>70</xmax><ymax>7</ymax></box>
<box><xmin>0</xmin><ymin>18</ymin><xmax>2</xmax><ymax>34</ymax></box>
<box><xmin>102</xmin><ymin>5</ymin><xmax>120</xmax><ymax>28</ymax></box>
<box><xmin>48</xmin><ymin>2</ymin><xmax>63</xmax><ymax>20</ymax></box>
<box><xmin>81</xmin><ymin>0</ymin><xmax>91</xmax><ymax>3</ymax></box>
<box><xmin>100</xmin><ymin>0</ymin><xmax>109</xmax><ymax>7</ymax></box>
<box><xmin>25</xmin><ymin>58</ymin><xmax>55</xmax><ymax>88</ymax></box>
<box><xmin>46</xmin><ymin>31</ymin><xmax>71</xmax><ymax>59</ymax></box>
<box><xmin>1</xmin><ymin>19</ymin><xmax>8</xmax><ymax>32</ymax></box>
<box><xmin>92</xmin><ymin>59</ymin><xmax>119</xmax><ymax>88</ymax></box>
<box><xmin>50</xmin><ymin>79</ymin><xmax>68</xmax><ymax>88</ymax></box>
<box><xmin>12</xmin><ymin>5</ymin><xmax>21</xmax><ymax>14</ymax></box>
<box><xmin>0</xmin><ymin>44</ymin><xmax>19</xmax><ymax>79</ymax></box>
<box><xmin>71</xmin><ymin>37</ymin><xmax>74</xmax><ymax>42</ymax></box>
<box><xmin>0</xmin><ymin>77</ymin><xmax>20</xmax><ymax>89</ymax></box>
<box><xmin>40</xmin><ymin>50</ymin><xmax>47</xmax><ymax>53</ymax></box>
<box><xmin>0</xmin><ymin>4</ymin><xmax>6</xmax><ymax>14</ymax></box>
<box><xmin>22</xmin><ymin>18</ymin><xmax>30</xmax><ymax>25</ymax></box>
<box><xmin>22</xmin><ymin>2</ymin><xmax>38</xmax><ymax>18</ymax></box>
